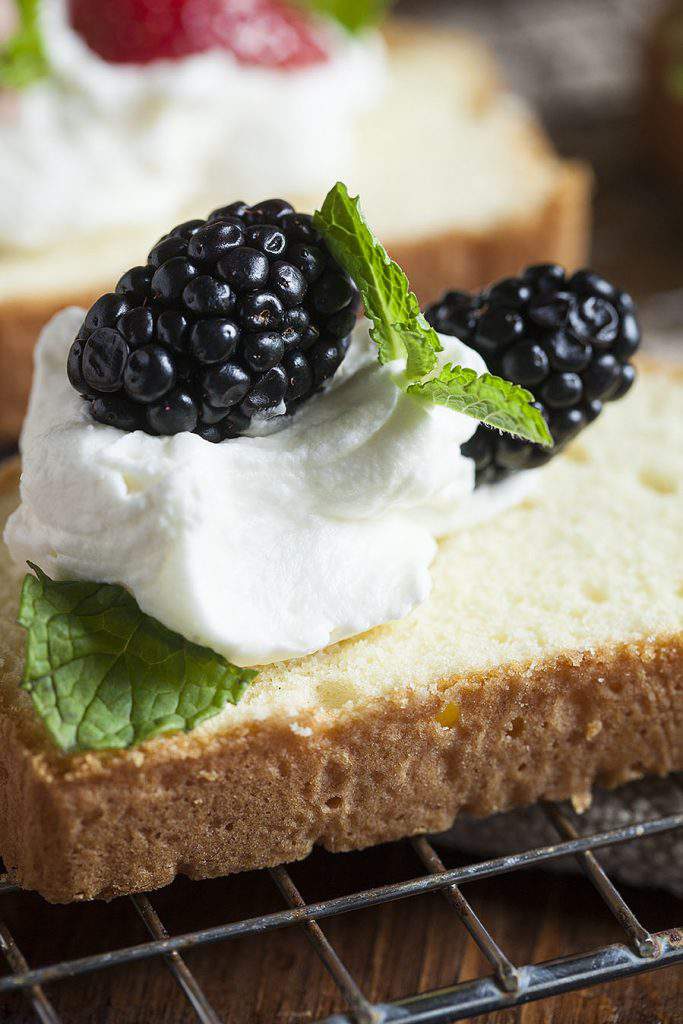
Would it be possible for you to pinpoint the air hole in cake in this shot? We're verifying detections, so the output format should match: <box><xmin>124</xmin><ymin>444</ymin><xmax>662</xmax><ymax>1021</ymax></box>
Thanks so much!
<box><xmin>507</xmin><ymin>716</ymin><xmax>525</xmax><ymax>739</ymax></box>
<box><xmin>639</xmin><ymin>468</ymin><xmax>677</xmax><ymax>495</ymax></box>
<box><xmin>81</xmin><ymin>807</ymin><xmax>104</xmax><ymax>827</ymax></box>
<box><xmin>583</xmin><ymin>581</ymin><xmax>609</xmax><ymax>604</ymax></box>
<box><xmin>325</xmin><ymin>796</ymin><xmax>342</xmax><ymax>810</ymax></box>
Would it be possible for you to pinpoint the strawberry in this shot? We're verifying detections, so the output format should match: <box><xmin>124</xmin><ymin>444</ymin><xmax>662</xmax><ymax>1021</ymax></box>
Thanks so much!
<box><xmin>68</xmin><ymin>0</ymin><xmax>329</xmax><ymax>69</ymax></box>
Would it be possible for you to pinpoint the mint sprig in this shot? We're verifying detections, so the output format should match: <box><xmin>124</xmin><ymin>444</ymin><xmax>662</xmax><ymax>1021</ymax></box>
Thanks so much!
<box><xmin>313</xmin><ymin>183</ymin><xmax>441</xmax><ymax>378</ymax></box>
<box><xmin>298</xmin><ymin>0</ymin><xmax>392</xmax><ymax>34</ymax></box>
<box><xmin>314</xmin><ymin>182</ymin><xmax>552</xmax><ymax>448</ymax></box>
<box><xmin>0</xmin><ymin>0</ymin><xmax>49</xmax><ymax>90</ymax></box>
<box><xmin>18</xmin><ymin>565</ymin><xmax>254</xmax><ymax>754</ymax></box>
<box><xmin>406</xmin><ymin>365</ymin><xmax>552</xmax><ymax>445</ymax></box>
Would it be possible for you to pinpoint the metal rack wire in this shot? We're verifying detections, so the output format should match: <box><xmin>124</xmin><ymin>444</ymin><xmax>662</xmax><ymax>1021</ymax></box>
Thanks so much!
<box><xmin>0</xmin><ymin>794</ymin><xmax>681</xmax><ymax>1024</ymax></box>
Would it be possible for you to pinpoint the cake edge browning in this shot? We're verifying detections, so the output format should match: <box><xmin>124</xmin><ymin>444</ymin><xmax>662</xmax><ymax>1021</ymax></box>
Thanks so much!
<box><xmin>0</xmin><ymin>629</ymin><xmax>680</xmax><ymax>902</ymax></box>
<box><xmin>0</xmin><ymin>435</ymin><xmax>679</xmax><ymax>902</ymax></box>
<box><xmin>1</xmin><ymin>353</ymin><xmax>679</xmax><ymax>903</ymax></box>
<box><xmin>391</xmin><ymin>159</ymin><xmax>591</xmax><ymax>307</ymax></box>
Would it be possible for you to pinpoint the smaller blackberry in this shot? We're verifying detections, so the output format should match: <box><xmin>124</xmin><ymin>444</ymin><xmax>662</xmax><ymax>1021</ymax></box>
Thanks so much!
<box><xmin>67</xmin><ymin>200</ymin><xmax>360</xmax><ymax>440</ymax></box>
<box><xmin>425</xmin><ymin>265</ymin><xmax>641</xmax><ymax>484</ymax></box>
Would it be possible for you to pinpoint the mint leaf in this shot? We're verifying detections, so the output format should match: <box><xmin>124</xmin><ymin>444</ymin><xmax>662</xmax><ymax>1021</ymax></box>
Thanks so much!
<box><xmin>297</xmin><ymin>0</ymin><xmax>392</xmax><ymax>33</ymax></box>
<box><xmin>18</xmin><ymin>565</ymin><xmax>255</xmax><ymax>754</ymax></box>
<box><xmin>0</xmin><ymin>0</ymin><xmax>49</xmax><ymax>89</ymax></box>
<box><xmin>313</xmin><ymin>182</ymin><xmax>441</xmax><ymax>377</ymax></box>
<box><xmin>407</xmin><ymin>365</ymin><xmax>552</xmax><ymax>447</ymax></box>
<box><xmin>314</xmin><ymin>183</ymin><xmax>553</xmax><ymax>447</ymax></box>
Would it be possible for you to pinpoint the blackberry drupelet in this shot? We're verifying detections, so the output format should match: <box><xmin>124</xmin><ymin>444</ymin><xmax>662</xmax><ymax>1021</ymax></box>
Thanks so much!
<box><xmin>425</xmin><ymin>265</ymin><xmax>641</xmax><ymax>484</ymax></box>
<box><xmin>67</xmin><ymin>200</ymin><xmax>360</xmax><ymax>439</ymax></box>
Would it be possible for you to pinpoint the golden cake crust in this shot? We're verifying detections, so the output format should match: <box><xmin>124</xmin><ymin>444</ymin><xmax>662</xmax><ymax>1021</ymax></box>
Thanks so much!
<box><xmin>0</xmin><ymin>536</ymin><xmax>680</xmax><ymax>904</ymax></box>
<box><xmin>392</xmin><ymin>160</ymin><xmax>590</xmax><ymax>307</ymax></box>
<box><xmin>0</xmin><ymin>347</ymin><xmax>681</xmax><ymax>903</ymax></box>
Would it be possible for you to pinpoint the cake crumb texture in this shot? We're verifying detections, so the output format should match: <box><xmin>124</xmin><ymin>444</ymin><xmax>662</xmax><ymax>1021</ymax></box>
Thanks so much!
<box><xmin>0</xmin><ymin>359</ymin><xmax>680</xmax><ymax>901</ymax></box>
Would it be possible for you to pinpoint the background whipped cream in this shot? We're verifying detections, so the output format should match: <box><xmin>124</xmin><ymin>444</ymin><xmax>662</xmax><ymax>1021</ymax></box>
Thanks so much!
<box><xmin>5</xmin><ymin>310</ymin><xmax>534</xmax><ymax>667</ymax></box>
<box><xmin>0</xmin><ymin>0</ymin><xmax>386</xmax><ymax>251</ymax></box>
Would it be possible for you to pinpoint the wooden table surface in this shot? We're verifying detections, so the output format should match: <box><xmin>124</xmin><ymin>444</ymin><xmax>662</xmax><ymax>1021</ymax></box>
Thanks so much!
<box><xmin>1</xmin><ymin>3</ymin><xmax>682</xmax><ymax>1022</ymax></box>
<box><xmin>1</xmin><ymin>837</ymin><xmax>682</xmax><ymax>1024</ymax></box>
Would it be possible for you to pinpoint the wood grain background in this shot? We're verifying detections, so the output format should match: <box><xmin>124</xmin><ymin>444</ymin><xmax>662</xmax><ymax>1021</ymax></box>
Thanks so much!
<box><xmin>1</xmin><ymin>2</ymin><xmax>682</xmax><ymax>1022</ymax></box>
<box><xmin>1</xmin><ymin>839</ymin><xmax>681</xmax><ymax>1023</ymax></box>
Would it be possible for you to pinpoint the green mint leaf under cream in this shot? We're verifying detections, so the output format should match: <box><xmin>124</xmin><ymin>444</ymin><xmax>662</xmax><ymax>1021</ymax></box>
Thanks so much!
<box><xmin>6</xmin><ymin>308</ymin><xmax>537</xmax><ymax>680</ymax></box>
<box><xmin>8</xmin><ymin>183</ymin><xmax>551</xmax><ymax>753</ymax></box>
<box><xmin>18</xmin><ymin>564</ymin><xmax>254</xmax><ymax>754</ymax></box>
<box><xmin>314</xmin><ymin>182</ymin><xmax>553</xmax><ymax>448</ymax></box>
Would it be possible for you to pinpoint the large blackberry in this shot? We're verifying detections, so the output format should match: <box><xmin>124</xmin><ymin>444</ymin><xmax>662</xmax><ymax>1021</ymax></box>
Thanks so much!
<box><xmin>67</xmin><ymin>199</ymin><xmax>360</xmax><ymax>439</ymax></box>
<box><xmin>425</xmin><ymin>265</ymin><xmax>641</xmax><ymax>484</ymax></box>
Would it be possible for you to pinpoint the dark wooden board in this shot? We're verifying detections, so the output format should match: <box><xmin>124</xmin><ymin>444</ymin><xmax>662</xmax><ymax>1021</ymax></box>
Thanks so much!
<box><xmin>1</xmin><ymin>839</ymin><xmax>681</xmax><ymax>1024</ymax></box>
<box><xmin>2</xmin><ymin>3</ymin><xmax>682</xmax><ymax>1023</ymax></box>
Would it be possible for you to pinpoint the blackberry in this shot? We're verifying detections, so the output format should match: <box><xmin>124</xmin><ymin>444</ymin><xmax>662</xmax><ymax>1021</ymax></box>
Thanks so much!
<box><xmin>68</xmin><ymin>200</ymin><xmax>359</xmax><ymax>439</ymax></box>
<box><xmin>425</xmin><ymin>264</ymin><xmax>640</xmax><ymax>484</ymax></box>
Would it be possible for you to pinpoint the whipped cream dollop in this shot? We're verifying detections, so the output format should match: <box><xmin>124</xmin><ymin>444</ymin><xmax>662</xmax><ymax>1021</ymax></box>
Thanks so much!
<box><xmin>0</xmin><ymin>0</ymin><xmax>386</xmax><ymax>251</ymax></box>
<box><xmin>5</xmin><ymin>310</ymin><xmax>534</xmax><ymax>667</ymax></box>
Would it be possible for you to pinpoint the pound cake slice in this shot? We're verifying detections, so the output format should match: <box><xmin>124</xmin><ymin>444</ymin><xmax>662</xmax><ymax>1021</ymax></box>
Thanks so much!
<box><xmin>0</xmin><ymin>23</ymin><xmax>589</xmax><ymax>445</ymax></box>
<box><xmin>0</xmin><ymin>359</ymin><xmax>680</xmax><ymax>902</ymax></box>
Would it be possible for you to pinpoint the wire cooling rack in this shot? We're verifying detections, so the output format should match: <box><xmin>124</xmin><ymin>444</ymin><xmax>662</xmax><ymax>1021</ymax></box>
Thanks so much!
<box><xmin>0</xmin><ymin>793</ymin><xmax>682</xmax><ymax>1024</ymax></box>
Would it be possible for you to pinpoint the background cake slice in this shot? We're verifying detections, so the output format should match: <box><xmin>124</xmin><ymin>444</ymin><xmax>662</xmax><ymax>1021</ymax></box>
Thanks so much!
<box><xmin>0</xmin><ymin>22</ymin><xmax>590</xmax><ymax>445</ymax></box>
<box><xmin>0</xmin><ymin>358</ymin><xmax>678</xmax><ymax>902</ymax></box>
